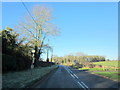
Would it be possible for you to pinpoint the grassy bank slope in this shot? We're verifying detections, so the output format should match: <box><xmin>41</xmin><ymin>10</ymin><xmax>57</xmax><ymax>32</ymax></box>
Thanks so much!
<box><xmin>2</xmin><ymin>65</ymin><xmax>58</xmax><ymax>88</ymax></box>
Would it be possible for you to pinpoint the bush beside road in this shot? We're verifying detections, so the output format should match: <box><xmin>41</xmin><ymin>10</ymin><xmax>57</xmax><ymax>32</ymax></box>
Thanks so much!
<box><xmin>2</xmin><ymin>65</ymin><xmax>58</xmax><ymax>88</ymax></box>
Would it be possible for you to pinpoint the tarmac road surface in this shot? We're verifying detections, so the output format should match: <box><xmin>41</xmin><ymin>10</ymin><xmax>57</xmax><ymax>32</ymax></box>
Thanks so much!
<box><xmin>30</xmin><ymin>65</ymin><xmax>119</xmax><ymax>89</ymax></box>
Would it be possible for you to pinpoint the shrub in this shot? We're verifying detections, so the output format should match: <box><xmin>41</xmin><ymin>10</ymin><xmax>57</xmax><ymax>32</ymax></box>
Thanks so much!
<box><xmin>88</xmin><ymin>64</ymin><xmax>95</xmax><ymax>68</ymax></box>
<box><xmin>37</xmin><ymin>61</ymin><xmax>55</xmax><ymax>67</ymax></box>
<box><xmin>2</xmin><ymin>54</ymin><xmax>32</xmax><ymax>73</ymax></box>
<box><xmin>2</xmin><ymin>54</ymin><xmax>17</xmax><ymax>72</ymax></box>
<box><xmin>76</xmin><ymin>63</ymin><xmax>83</xmax><ymax>68</ymax></box>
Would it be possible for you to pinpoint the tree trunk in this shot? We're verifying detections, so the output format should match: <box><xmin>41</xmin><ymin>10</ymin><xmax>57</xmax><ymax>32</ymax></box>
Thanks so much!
<box><xmin>34</xmin><ymin>46</ymin><xmax>43</xmax><ymax>67</ymax></box>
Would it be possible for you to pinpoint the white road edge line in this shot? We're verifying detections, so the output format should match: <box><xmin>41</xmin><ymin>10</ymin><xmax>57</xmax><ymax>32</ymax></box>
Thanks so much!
<box><xmin>73</xmin><ymin>74</ymin><xmax>78</xmax><ymax>78</ymax></box>
<box><xmin>81</xmin><ymin>82</ymin><xmax>89</xmax><ymax>88</ymax></box>
<box><xmin>77</xmin><ymin>82</ymin><xmax>85</xmax><ymax>88</ymax></box>
<box><xmin>70</xmin><ymin>74</ymin><xmax>75</xmax><ymax>78</ymax></box>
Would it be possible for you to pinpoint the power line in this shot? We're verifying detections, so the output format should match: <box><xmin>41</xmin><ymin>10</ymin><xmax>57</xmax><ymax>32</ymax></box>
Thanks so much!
<box><xmin>20</xmin><ymin>0</ymin><xmax>47</xmax><ymax>47</ymax></box>
<box><xmin>20</xmin><ymin>0</ymin><xmax>39</xmax><ymax>41</ymax></box>
<box><xmin>21</xmin><ymin>0</ymin><xmax>47</xmax><ymax>34</ymax></box>
<box><xmin>21</xmin><ymin>0</ymin><xmax>38</xmax><ymax>26</ymax></box>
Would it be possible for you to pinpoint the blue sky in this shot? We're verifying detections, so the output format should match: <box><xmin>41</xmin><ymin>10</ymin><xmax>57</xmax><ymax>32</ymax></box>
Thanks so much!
<box><xmin>2</xmin><ymin>2</ymin><xmax>118</xmax><ymax>60</ymax></box>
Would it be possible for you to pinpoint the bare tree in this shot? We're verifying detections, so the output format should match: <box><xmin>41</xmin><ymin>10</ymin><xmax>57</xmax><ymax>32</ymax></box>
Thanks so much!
<box><xmin>16</xmin><ymin>4</ymin><xmax>59</xmax><ymax>67</ymax></box>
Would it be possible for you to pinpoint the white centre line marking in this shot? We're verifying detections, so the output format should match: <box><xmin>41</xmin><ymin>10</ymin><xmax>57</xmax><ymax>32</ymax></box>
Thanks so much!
<box><xmin>70</xmin><ymin>74</ymin><xmax>75</xmax><ymax>78</ymax></box>
<box><xmin>77</xmin><ymin>82</ymin><xmax>85</xmax><ymax>88</ymax></box>
<box><xmin>73</xmin><ymin>74</ymin><xmax>78</xmax><ymax>78</ymax></box>
<box><xmin>65</xmin><ymin>66</ymin><xmax>90</xmax><ymax>90</ymax></box>
<box><xmin>66</xmin><ymin>69</ymin><xmax>72</xmax><ymax>75</ymax></box>
<box><xmin>81</xmin><ymin>82</ymin><xmax>89</xmax><ymax>88</ymax></box>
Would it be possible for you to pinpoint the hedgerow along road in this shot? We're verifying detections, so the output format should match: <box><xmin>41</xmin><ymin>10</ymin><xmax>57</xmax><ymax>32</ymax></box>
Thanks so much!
<box><xmin>30</xmin><ymin>65</ymin><xmax>119</xmax><ymax>89</ymax></box>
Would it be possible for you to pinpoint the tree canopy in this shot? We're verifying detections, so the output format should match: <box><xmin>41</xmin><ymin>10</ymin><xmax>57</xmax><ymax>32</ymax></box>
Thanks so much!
<box><xmin>16</xmin><ymin>5</ymin><xmax>59</xmax><ymax>67</ymax></box>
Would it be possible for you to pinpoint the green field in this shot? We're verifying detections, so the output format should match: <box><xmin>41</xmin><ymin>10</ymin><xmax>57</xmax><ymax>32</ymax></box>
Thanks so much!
<box><xmin>78</xmin><ymin>60</ymin><xmax>120</xmax><ymax>82</ymax></box>
<box><xmin>92</xmin><ymin>72</ymin><xmax>120</xmax><ymax>82</ymax></box>
<box><xmin>79</xmin><ymin>67</ymin><xmax>107</xmax><ymax>71</ymax></box>
<box><xmin>79</xmin><ymin>67</ymin><xmax>120</xmax><ymax>71</ymax></box>
<box><xmin>79</xmin><ymin>67</ymin><xmax>119</xmax><ymax>82</ymax></box>
<box><xmin>93</xmin><ymin>60</ymin><xmax>120</xmax><ymax>67</ymax></box>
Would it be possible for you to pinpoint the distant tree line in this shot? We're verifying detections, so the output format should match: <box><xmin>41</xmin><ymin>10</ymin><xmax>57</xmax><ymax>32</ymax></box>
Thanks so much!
<box><xmin>52</xmin><ymin>53</ymin><xmax>105</xmax><ymax>65</ymax></box>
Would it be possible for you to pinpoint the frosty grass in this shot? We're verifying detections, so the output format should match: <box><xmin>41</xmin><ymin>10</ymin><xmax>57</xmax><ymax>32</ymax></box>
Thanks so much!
<box><xmin>2</xmin><ymin>65</ymin><xmax>58</xmax><ymax>88</ymax></box>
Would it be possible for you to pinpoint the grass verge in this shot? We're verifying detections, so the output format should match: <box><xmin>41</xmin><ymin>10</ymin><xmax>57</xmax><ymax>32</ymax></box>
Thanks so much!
<box><xmin>79</xmin><ymin>67</ymin><xmax>119</xmax><ymax>71</ymax></box>
<box><xmin>79</xmin><ymin>68</ymin><xmax>120</xmax><ymax>82</ymax></box>
<box><xmin>2</xmin><ymin>65</ymin><xmax>58</xmax><ymax>88</ymax></box>
<box><xmin>91</xmin><ymin>72</ymin><xmax>120</xmax><ymax>82</ymax></box>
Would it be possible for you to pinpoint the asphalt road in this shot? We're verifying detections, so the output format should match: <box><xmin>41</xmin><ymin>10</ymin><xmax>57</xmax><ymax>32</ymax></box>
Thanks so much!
<box><xmin>30</xmin><ymin>65</ymin><xmax>119</xmax><ymax>89</ymax></box>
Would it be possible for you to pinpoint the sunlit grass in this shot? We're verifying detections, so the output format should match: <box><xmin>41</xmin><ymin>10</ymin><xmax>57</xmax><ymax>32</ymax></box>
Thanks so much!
<box><xmin>78</xmin><ymin>67</ymin><xmax>119</xmax><ymax>81</ymax></box>
<box><xmin>93</xmin><ymin>61</ymin><xmax>120</xmax><ymax>67</ymax></box>
<box><xmin>79</xmin><ymin>67</ymin><xmax>119</xmax><ymax>71</ymax></box>
<box><xmin>92</xmin><ymin>72</ymin><xmax>120</xmax><ymax>82</ymax></box>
